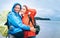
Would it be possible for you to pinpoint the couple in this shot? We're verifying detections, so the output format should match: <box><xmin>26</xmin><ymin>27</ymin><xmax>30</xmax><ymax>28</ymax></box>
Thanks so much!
<box><xmin>7</xmin><ymin>3</ymin><xmax>36</xmax><ymax>38</ymax></box>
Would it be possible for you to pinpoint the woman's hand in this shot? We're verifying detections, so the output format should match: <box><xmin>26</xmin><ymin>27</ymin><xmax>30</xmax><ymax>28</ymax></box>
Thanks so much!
<box><xmin>30</xmin><ymin>27</ymin><xmax>36</xmax><ymax>32</ymax></box>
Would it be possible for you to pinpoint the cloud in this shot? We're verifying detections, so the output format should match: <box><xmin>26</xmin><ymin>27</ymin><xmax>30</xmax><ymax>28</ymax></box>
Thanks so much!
<box><xmin>36</xmin><ymin>8</ymin><xmax>55</xmax><ymax>17</ymax></box>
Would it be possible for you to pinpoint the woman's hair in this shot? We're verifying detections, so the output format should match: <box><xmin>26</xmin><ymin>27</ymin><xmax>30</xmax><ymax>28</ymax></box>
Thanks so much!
<box><xmin>12</xmin><ymin>3</ymin><xmax>22</xmax><ymax>12</ymax></box>
<box><xmin>23</xmin><ymin>5</ymin><xmax>28</xmax><ymax>13</ymax></box>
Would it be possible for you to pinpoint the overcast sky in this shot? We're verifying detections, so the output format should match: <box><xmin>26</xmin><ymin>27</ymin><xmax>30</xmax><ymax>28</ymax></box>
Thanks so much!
<box><xmin>0</xmin><ymin>0</ymin><xmax>60</xmax><ymax>21</ymax></box>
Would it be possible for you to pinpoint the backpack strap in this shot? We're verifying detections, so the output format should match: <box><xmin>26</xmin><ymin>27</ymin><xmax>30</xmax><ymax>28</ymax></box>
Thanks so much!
<box><xmin>28</xmin><ymin>15</ymin><xmax>36</xmax><ymax>27</ymax></box>
<box><xmin>4</xmin><ymin>11</ymin><xmax>11</xmax><ymax>29</ymax></box>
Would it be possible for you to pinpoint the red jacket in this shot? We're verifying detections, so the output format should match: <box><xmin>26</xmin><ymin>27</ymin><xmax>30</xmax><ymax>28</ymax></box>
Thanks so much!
<box><xmin>22</xmin><ymin>9</ymin><xmax>36</xmax><ymax>38</ymax></box>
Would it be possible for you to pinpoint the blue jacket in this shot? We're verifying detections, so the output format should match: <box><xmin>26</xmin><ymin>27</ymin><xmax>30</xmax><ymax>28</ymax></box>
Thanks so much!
<box><xmin>7</xmin><ymin>3</ymin><xmax>30</xmax><ymax>34</ymax></box>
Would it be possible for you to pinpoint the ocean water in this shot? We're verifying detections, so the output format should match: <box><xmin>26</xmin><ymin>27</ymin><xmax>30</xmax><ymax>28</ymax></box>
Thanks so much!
<box><xmin>36</xmin><ymin>20</ymin><xmax>60</xmax><ymax>38</ymax></box>
<box><xmin>0</xmin><ymin>20</ymin><xmax>60</xmax><ymax>38</ymax></box>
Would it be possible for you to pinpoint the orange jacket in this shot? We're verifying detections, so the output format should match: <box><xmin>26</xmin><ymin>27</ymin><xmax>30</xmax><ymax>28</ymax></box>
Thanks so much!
<box><xmin>22</xmin><ymin>9</ymin><xmax>36</xmax><ymax>38</ymax></box>
<box><xmin>26</xmin><ymin>9</ymin><xmax>36</xmax><ymax>20</ymax></box>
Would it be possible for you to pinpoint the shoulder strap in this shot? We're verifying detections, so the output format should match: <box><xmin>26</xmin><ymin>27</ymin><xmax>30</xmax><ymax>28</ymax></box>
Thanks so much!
<box><xmin>4</xmin><ymin>11</ymin><xmax>10</xmax><ymax>25</ymax></box>
<box><xmin>28</xmin><ymin>15</ymin><xmax>36</xmax><ymax>27</ymax></box>
<box><xmin>28</xmin><ymin>15</ymin><xmax>33</xmax><ymax>25</ymax></box>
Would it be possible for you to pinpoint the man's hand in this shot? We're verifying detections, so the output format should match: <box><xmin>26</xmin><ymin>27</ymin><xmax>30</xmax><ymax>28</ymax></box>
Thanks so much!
<box><xmin>30</xmin><ymin>27</ymin><xmax>36</xmax><ymax>32</ymax></box>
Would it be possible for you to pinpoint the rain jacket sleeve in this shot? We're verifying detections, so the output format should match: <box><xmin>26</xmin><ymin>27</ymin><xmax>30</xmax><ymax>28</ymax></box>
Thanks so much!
<box><xmin>7</xmin><ymin>13</ymin><xmax>30</xmax><ymax>30</ymax></box>
<box><xmin>28</xmin><ymin>9</ymin><xmax>36</xmax><ymax>18</ymax></box>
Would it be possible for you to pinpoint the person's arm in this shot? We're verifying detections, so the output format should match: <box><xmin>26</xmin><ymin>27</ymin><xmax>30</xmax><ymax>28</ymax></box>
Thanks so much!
<box><xmin>7</xmin><ymin>13</ymin><xmax>30</xmax><ymax>30</ymax></box>
<box><xmin>28</xmin><ymin>9</ymin><xmax>36</xmax><ymax>18</ymax></box>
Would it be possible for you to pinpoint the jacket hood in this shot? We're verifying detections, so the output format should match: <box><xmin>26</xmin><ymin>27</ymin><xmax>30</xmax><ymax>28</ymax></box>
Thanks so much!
<box><xmin>12</xmin><ymin>3</ymin><xmax>22</xmax><ymax>13</ymax></box>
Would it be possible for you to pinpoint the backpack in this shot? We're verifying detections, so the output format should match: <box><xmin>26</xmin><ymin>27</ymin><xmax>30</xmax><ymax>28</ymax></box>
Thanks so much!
<box><xmin>28</xmin><ymin>15</ymin><xmax>40</xmax><ymax>35</ymax></box>
<box><xmin>1</xmin><ymin>12</ymin><xmax>10</xmax><ymax>37</ymax></box>
<box><xmin>0</xmin><ymin>25</ymin><xmax>8</xmax><ymax>37</ymax></box>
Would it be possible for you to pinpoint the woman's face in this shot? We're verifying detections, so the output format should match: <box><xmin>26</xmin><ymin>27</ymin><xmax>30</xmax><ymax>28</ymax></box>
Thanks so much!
<box><xmin>21</xmin><ymin>6</ymin><xmax>26</xmax><ymax>14</ymax></box>
<box><xmin>14</xmin><ymin>5</ymin><xmax>20</xmax><ymax>13</ymax></box>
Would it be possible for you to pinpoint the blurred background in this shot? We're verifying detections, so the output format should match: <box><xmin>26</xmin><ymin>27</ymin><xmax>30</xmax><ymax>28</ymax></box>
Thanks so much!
<box><xmin>0</xmin><ymin>0</ymin><xmax>60</xmax><ymax>38</ymax></box>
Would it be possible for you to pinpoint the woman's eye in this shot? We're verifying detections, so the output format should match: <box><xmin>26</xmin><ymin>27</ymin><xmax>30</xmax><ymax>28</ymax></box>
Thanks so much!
<box><xmin>22</xmin><ymin>8</ymin><xmax>25</xmax><ymax>10</ymax></box>
<box><xmin>15</xmin><ymin>7</ymin><xmax>20</xmax><ymax>9</ymax></box>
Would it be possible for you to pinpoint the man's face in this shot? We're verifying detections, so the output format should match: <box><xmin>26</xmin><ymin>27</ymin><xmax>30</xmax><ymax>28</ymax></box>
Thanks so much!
<box><xmin>14</xmin><ymin>5</ymin><xmax>20</xmax><ymax>13</ymax></box>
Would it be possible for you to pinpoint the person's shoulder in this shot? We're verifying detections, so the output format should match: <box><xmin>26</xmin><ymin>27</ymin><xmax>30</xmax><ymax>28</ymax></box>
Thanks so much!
<box><xmin>8</xmin><ymin>11</ymin><xmax>14</xmax><ymax>17</ymax></box>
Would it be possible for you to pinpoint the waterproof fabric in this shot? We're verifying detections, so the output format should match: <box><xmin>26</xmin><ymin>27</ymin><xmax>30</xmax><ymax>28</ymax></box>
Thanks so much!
<box><xmin>8</xmin><ymin>32</ymin><xmax>24</xmax><ymax>38</ymax></box>
<box><xmin>22</xmin><ymin>9</ymin><xmax>36</xmax><ymax>38</ymax></box>
<box><xmin>0</xmin><ymin>25</ymin><xmax>8</xmax><ymax>36</ymax></box>
<box><xmin>7</xmin><ymin>3</ymin><xmax>30</xmax><ymax>34</ymax></box>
